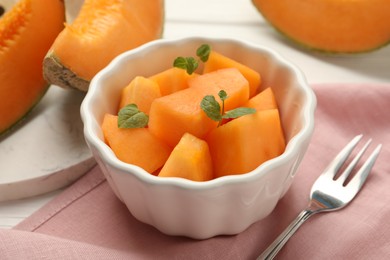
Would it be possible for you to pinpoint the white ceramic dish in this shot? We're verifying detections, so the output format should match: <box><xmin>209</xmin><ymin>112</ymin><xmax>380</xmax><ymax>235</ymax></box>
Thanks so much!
<box><xmin>81</xmin><ymin>37</ymin><xmax>316</xmax><ymax>239</ymax></box>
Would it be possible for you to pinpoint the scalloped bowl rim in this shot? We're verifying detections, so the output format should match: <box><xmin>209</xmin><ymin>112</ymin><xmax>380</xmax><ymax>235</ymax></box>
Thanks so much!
<box><xmin>81</xmin><ymin>36</ymin><xmax>316</xmax><ymax>190</ymax></box>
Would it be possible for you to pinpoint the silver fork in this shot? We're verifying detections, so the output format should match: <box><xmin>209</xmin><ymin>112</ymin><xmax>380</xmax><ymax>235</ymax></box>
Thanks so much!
<box><xmin>257</xmin><ymin>134</ymin><xmax>382</xmax><ymax>260</ymax></box>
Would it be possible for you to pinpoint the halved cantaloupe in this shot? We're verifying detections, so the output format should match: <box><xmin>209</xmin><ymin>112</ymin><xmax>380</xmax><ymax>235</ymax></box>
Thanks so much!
<box><xmin>43</xmin><ymin>0</ymin><xmax>164</xmax><ymax>91</ymax></box>
<box><xmin>0</xmin><ymin>0</ymin><xmax>65</xmax><ymax>135</ymax></box>
<box><xmin>158</xmin><ymin>133</ymin><xmax>213</xmax><ymax>181</ymax></box>
<box><xmin>206</xmin><ymin>108</ymin><xmax>285</xmax><ymax>178</ymax></box>
<box><xmin>148</xmin><ymin>68</ymin><xmax>250</xmax><ymax>147</ymax></box>
<box><xmin>252</xmin><ymin>0</ymin><xmax>390</xmax><ymax>53</ymax></box>
<box><xmin>102</xmin><ymin>114</ymin><xmax>172</xmax><ymax>173</ymax></box>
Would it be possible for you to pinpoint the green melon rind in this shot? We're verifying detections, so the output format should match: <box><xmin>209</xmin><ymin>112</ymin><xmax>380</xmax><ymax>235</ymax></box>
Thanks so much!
<box><xmin>43</xmin><ymin>50</ymin><xmax>90</xmax><ymax>92</ymax></box>
<box><xmin>272</xmin><ymin>23</ymin><xmax>390</xmax><ymax>54</ymax></box>
<box><xmin>252</xmin><ymin>3</ymin><xmax>390</xmax><ymax>54</ymax></box>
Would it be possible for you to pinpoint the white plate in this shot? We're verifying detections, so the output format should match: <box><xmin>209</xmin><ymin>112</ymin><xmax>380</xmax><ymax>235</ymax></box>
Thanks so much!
<box><xmin>0</xmin><ymin>86</ymin><xmax>95</xmax><ymax>201</ymax></box>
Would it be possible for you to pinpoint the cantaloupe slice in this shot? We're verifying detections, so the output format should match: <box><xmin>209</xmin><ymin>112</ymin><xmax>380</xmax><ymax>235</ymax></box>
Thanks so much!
<box><xmin>148</xmin><ymin>68</ymin><xmax>250</xmax><ymax>147</ymax></box>
<box><xmin>101</xmin><ymin>114</ymin><xmax>171</xmax><ymax>173</ymax></box>
<box><xmin>43</xmin><ymin>0</ymin><xmax>164</xmax><ymax>91</ymax></box>
<box><xmin>149</xmin><ymin>67</ymin><xmax>197</xmax><ymax>96</ymax></box>
<box><xmin>0</xmin><ymin>0</ymin><xmax>65</xmax><ymax>135</ymax></box>
<box><xmin>118</xmin><ymin>76</ymin><xmax>161</xmax><ymax>113</ymax></box>
<box><xmin>206</xmin><ymin>109</ymin><xmax>285</xmax><ymax>178</ymax></box>
<box><xmin>203</xmin><ymin>50</ymin><xmax>261</xmax><ymax>97</ymax></box>
<box><xmin>158</xmin><ymin>133</ymin><xmax>213</xmax><ymax>181</ymax></box>
<box><xmin>252</xmin><ymin>0</ymin><xmax>390</xmax><ymax>53</ymax></box>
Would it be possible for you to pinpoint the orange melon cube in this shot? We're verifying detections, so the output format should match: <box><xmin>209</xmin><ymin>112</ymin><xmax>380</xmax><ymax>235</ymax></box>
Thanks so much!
<box><xmin>203</xmin><ymin>50</ymin><xmax>261</xmax><ymax>97</ymax></box>
<box><xmin>188</xmin><ymin>68</ymin><xmax>250</xmax><ymax>111</ymax></box>
<box><xmin>118</xmin><ymin>76</ymin><xmax>161</xmax><ymax>114</ymax></box>
<box><xmin>206</xmin><ymin>109</ymin><xmax>285</xmax><ymax>178</ymax></box>
<box><xmin>148</xmin><ymin>68</ymin><xmax>250</xmax><ymax>147</ymax></box>
<box><xmin>148</xmin><ymin>87</ymin><xmax>216</xmax><ymax>148</ymax></box>
<box><xmin>149</xmin><ymin>67</ymin><xmax>197</xmax><ymax>96</ymax></box>
<box><xmin>158</xmin><ymin>133</ymin><xmax>213</xmax><ymax>181</ymax></box>
<box><xmin>245</xmin><ymin>87</ymin><xmax>278</xmax><ymax>110</ymax></box>
<box><xmin>101</xmin><ymin>114</ymin><xmax>171</xmax><ymax>173</ymax></box>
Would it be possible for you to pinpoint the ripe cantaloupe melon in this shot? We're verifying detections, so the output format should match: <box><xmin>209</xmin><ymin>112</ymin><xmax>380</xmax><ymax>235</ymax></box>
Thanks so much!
<box><xmin>43</xmin><ymin>0</ymin><xmax>164</xmax><ymax>91</ymax></box>
<box><xmin>102</xmin><ymin>113</ymin><xmax>172</xmax><ymax>173</ymax></box>
<box><xmin>149</xmin><ymin>67</ymin><xmax>197</xmax><ymax>96</ymax></box>
<box><xmin>252</xmin><ymin>0</ymin><xmax>390</xmax><ymax>53</ymax></box>
<box><xmin>0</xmin><ymin>0</ymin><xmax>65</xmax><ymax>136</ymax></box>
<box><xmin>118</xmin><ymin>76</ymin><xmax>161</xmax><ymax>113</ymax></box>
<box><xmin>207</xmin><ymin>108</ymin><xmax>285</xmax><ymax>178</ymax></box>
<box><xmin>158</xmin><ymin>133</ymin><xmax>213</xmax><ymax>182</ymax></box>
<box><xmin>148</xmin><ymin>68</ymin><xmax>250</xmax><ymax>148</ymax></box>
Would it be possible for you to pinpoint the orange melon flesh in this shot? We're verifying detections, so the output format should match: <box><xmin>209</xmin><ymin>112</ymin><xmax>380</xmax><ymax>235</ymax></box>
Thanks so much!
<box><xmin>188</xmin><ymin>68</ymin><xmax>250</xmax><ymax>111</ymax></box>
<box><xmin>118</xmin><ymin>76</ymin><xmax>161</xmax><ymax>113</ymax></box>
<box><xmin>102</xmin><ymin>114</ymin><xmax>172</xmax><ymax>173</ymax></box>
<box><xmin>245</xmin><ymin>87</ymin><xmax>277</xmax><ymax>110</ymax></box>
<box><xmin>148</xmin><ymin>68</ymin><xmax>250</xmax><ymax>147</ymax></box>
<box><xmin>158</xmin><ymin>133</ymin><xmax>213</xmax><ymax>181</ymax></box>
<box><xmin>0</xmin><ymin>0</ymin><xmax>65</xmax><ymax>135</ymax></box>
<box><xmin>43</xmin><ymin>0</ymin><xmax>164</xmax><ymax>91</ymax></box>
<box><xmin>252</xmin><ymin>0</ymin><xmax>390</xmax><ymax>53</ymax></box>
<box><xmin>148</xmin><ymin>87</ymin><xmax>216</xmax><ymax>148</ymax></box>
<box><xmin>206</xmin><ymin>109</ymin><xmax>285</xmax><ymax>178</ymax></box>
<box><xmin>149</xmin><ymin>67</ymin><xmax>197</xmax><ymax>96</ymax></box>
<box><xmin>203</xmin><ymin>50</ymin><xmax>261</xmax><ymax>97</ymax></box>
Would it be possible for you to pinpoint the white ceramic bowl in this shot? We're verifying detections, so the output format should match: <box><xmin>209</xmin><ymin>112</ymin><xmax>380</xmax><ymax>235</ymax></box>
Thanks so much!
<box><xmin>81</xmin><ymin>37</ymin><xmax>316</xmax><ymax>239</ymax></box>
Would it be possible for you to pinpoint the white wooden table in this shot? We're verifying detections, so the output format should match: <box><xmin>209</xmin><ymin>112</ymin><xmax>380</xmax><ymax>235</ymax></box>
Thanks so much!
<box><xmin>1</xmin><ymin>0</ymin><xmax>389</xmax><ymax>229</ymax></box>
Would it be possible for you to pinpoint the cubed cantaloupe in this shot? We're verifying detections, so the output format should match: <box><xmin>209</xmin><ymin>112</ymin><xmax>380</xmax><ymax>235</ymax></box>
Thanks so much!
<box><xmin>245</xmin><ymin>87</ymin><xmax>277</xmax><ymax>110</ymax></box>
<box><xmin>102</xmin><ymin>114</ymin><xmax>172</xmax><ymax>173</ymax></box>
<box><xmin>148</xmin><ymin>68</ymin><xmax>250</xmax><ymax>147</ymax></box>
<box><xmin>206</xmin><ymin>109</ymin><xmax>285</xmax><ymax>178</ymax></box>
<box><xmin>149</xmin><ymin>67</ymin><xmax>197</xmax><ymax>96</ymax></box>
<box><xmin>118</xmin><ymin>76</ymin><xmax>161</xmax><ymax>113</ymax></box>
<box><xmin>203</xmin><ymin>50</ymin><xmax>261</xmax><ymax>97</ymax></box>
<box><xmin>188</xmin><ymin>68</ymin><xmax>250</xmax><ymax>111</ymax></box>
<box><xmin>158</xmin><ymin>133</ymin><xmax>213</xmax><ymax>181</ymax></box>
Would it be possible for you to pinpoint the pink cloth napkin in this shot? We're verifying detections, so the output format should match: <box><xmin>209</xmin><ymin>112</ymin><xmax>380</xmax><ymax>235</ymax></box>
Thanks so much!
<box><xmin>1</xmin><ymin>83</ymin><xmax>389</xmax><ymax>259</ymax></box>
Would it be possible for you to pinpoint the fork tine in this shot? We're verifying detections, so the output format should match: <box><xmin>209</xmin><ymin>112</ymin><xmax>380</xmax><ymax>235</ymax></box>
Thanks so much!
<box><xmin>347</xmin><ymin>144</ymin><xmax>382</xmax><ymax>193</ymax></box>
<box><xmin>322</xmin><ymin>134</ymin><xmax>363</xmax><ymax>179</ymax></box>
<box><xmin>337</xmin><ymin>139</ymin><xmax>372</xmax><ymax>185</ymax></box>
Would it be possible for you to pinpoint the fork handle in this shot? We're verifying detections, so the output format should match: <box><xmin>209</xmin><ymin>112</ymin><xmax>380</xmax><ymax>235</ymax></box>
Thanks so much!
<box><xmin>257</xmin><ymin>209</ymin><xmax>316</xmax><ymax>260</ymax></box>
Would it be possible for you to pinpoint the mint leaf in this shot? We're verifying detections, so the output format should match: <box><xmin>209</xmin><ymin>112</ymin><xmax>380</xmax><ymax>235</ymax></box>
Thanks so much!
<box><xmin>173</xmin><ymin>56</ymin><xmax>198</xmax><ymax>74</ymax></box>
<box><xmin>200</xmin><ymin>95</ymin><xmax>222</xmax><ymax>122</ymax></box>
<box><xmin>118</xmin><ymin>104</ymin><xmax>149</xmax><ymax>128</ymax></box>
<box><xmin>218</xmin><ymin>90</ymin><xmax>228</xmax><ymax>101</ymax></box>
<box><xmin>196</xmin><ymin>44</ymin><xmax>211</xmax><ymax>62</ymax></box>
<box><xmin>174</xmin><ymin>44</ymin><xmax>210</xmax><ymax>74</ymax></box>
<box><xmin>222</xmin><ymin>107</ymin><xmax>256</xmax><ymax>119</ymax></box>
<box><xmin>201</xmin><ymin>90</ymin><xmax>257</xmax><ymax>127</ymax></box>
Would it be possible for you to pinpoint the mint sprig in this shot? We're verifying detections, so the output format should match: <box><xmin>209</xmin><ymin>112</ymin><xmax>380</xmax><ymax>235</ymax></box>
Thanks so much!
<box><xmin>173</xmin><ymin>57</ymin><xmax>198</xmax><ymax>75</ymax></box>
<box><xmin>196</xmin><ymin>44</ymin><xmax>211</xmax><ymax>62</ymax></box>
<box><xmin>118</xmin><ymin>104</ymin><xmax>149</xmax><ymax>128</ymax></box>
<box><xmin>201</xmin><ymin>90</ymin><xmax>256</xmax><ymax>127</ymax></box>
<box><xmin>173</xmin><ymin>44</ymin><xmax>211</xmax><ymax>74</ymax></box>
